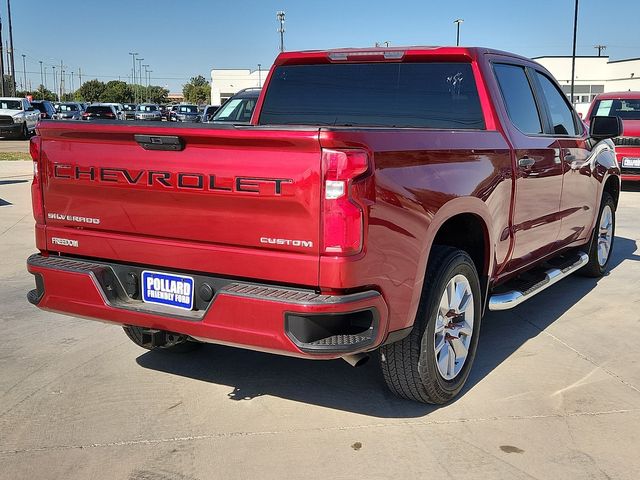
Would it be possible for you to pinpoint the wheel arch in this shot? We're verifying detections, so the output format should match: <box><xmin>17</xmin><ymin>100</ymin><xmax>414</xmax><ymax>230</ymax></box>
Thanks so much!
<box><xmin>405</xmin><ymin>198</ymin><xmax>495</xmax><ymax>330</ymax></box>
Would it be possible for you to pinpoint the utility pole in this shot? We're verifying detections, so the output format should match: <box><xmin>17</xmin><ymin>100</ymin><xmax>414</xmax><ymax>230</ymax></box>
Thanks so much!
<box><xmin>59</xmin><ymin>60</ymin><xmax>65</xmax><ymax>100</ymax></box>
<box><xmin>129</xmin><ymin>52</ymin><xmax>138</xmax><ymax>103</ymax></box>
<box><xmin>44</xmin><ymin>66</ymin><xmax>47</xmax><ymax>90</ymax></box>
<box><xmin>147</xmin><ymin>70</ymin><xmax>153</xmax><ymax>101</ymax></box>
<box><xmin>39</xmin><ymin>60</ymin><xmax>43</xmax><ymax>91</ymax></box>
<box><xmin>594</xmin><ymin>44</ymin><xmax>607</xmax><ymax>57</ymax></box>
<box><xmin>258</xmin><ymin>63</ymin><xmax>262</xmax><ymax>87</ymax></box>
<box><xmin>70</xmin><ymin>71</ymin><xmax>74</xmax><ymax>94</ymax></box>
<box><xmin>276</xmin><ymin>11</ymin><xmax>285</xmax><ymax>53</ymax></box>
<box><xmin>52</xmin><ymin>66</ymin><xmax>57</xmax><ymax>101</ymax></box>
<box><xmin>570</xmin><ymin>0</ymin><xmax>579</xmax><ymax>105</ymax></box>
<box><xmin>454</xmin><ymin>19</ymin><xmax>464</xmax><ymax>46</ymax></box>
<box><xmin>78</xmin><ymin>67</ymin><xmax>82</xmax><ymax>88</ymax></box>
<box><xmin>20</xmin><ymin>53</ymin><xmax>25</xmax><ymax>91</ymax></box>
<box><xmin>7</xmin><ymin>0</ymin><xmax>15</xmax><ymax>95</ymax></box>
<box><xmin>0</xmin><ymin>15</ymin><xmax>5</xmax><ymax>97</ymax></box>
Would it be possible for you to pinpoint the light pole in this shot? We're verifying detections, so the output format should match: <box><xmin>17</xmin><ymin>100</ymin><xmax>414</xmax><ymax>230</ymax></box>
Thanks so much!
<box><xmin>258</xmin><ymin>63</ymin><xmax>262</xmax><ymax>87</ymax></box>
<box><xmin>44</xmin><ymin>66</ymin><xmax>47</xmax><ymax>90</ymax></box>
<box><xmin>454</xmin><ymin>19</ymin><xmax>464</xmax><ymax>46</ymax></box>
<box><xmin>147</xmin><ymin>70</ymin><xmax>153</xmax><ymax>101</ymax></box>
<box><xmin>137</xmin><ymin>57</ymin><xmax>144</xmax><ymax>103</ymax></box>
<box><xmin>39</xmin><ymin>60</ymin><xmax>43</xmax><ymax>92</ymax></box>
<box><xmin>570</xmin><ymin>0</ymin><xmax>579</xmax><ymax>105</ymax></box>
<box><xmin>142</xmin><ymin>64</ymin><xmax>149</xmax><ymax>101</ymax></box>
<box><xmin>276</xmin><ymin>11</ymin><xmax>285</xmax><ymax>53</ymax></box>
<box><xmin>20</xmin><ymin>53</ymin><xmax>25</xmax><ymax>91</ymax></box>
<box><xmin>129</xmin><ymin>52</ymin><xmax>138</xmax><ymax>102</ymax></box>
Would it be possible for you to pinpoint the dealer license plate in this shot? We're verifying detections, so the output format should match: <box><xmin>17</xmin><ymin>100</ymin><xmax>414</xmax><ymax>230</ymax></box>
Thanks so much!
<box><xmin>622</xmin><ymin>157</ymin><xmax>640</xmax><ymax>168</ymax></box>
<box><xmin>141</xmin><ymin>270</ymin><xmax>194</xmax><ymax>310</ymax></box>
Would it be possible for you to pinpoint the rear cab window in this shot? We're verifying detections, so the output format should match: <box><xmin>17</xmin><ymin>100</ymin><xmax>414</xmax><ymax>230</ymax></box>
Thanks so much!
<box><xmin>258</xmin><ymin>62</ymin><xmax>485</xmax><ymax>129</ymax></box>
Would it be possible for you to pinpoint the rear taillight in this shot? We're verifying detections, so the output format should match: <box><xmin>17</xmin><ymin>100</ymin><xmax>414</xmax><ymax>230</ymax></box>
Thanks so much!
<box><xmin>105</xmin><ymin>112</ymin><xmax>115</xmax><ymax>118</ymax></box>
<box><xmin>29</xmin><ymin>136</ymin><xmax>44</xmax><ymax>224</ymax></box>
<box><xmin>321</xmin><ymin>148</ymin><xmax>374</xmax><ymax>256</ymax></box>
<box><xmin>82</xmin><ymin>112</ymin><xmax>90</xmax><ymax>118</ymax></box>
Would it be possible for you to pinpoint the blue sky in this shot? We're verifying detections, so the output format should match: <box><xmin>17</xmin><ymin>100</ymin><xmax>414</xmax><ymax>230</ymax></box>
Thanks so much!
<box><xmin>6</xmin><ymin>0</ymin><xmax>639</xmax><ymax>93</ymax></box>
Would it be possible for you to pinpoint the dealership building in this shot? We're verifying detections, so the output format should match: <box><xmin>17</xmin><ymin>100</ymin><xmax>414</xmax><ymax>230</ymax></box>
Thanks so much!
<box><xmin>210</xmin><ymin>54</ymin><xmax>640</xmax><ymax>108</ymax></box>
<box><xmin>210</xmin><ymin>68</ymin><xmax>269</xmax><ymax>105</ymax></box>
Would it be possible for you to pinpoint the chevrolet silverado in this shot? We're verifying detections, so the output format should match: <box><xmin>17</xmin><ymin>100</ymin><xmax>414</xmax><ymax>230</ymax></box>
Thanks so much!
<box><xmin>27</xmin><ymin>47</ymin><xmax>622</xmax><ymax>404</ymax></box>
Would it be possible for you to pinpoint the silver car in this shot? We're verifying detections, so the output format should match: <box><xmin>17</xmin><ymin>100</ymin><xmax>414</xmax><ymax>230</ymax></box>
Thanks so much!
<box><xmin>56</xmin><ymin>102</ymin><xmax>84</xmax><ymax>120</ymax></box>
<box><xmin>135</xmin><ymin>104</ymin><xmax>162</xmax><ymax>121</ymax></box>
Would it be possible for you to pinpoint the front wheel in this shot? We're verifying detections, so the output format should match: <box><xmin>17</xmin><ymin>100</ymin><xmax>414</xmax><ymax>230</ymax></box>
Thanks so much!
<box><xmin>580</xmin><ymin>192</ymin><xmax>615</xmax><ymax>277</ymax></box>
<box><xmin>21</xmin><ymin>123</ymin><xmax>29</xmax><ymax>139</ymax></box>
<box><xmin>380</xmin><ymin>246</ymin><xmax>482</xmax><ymax>404</ymax></box>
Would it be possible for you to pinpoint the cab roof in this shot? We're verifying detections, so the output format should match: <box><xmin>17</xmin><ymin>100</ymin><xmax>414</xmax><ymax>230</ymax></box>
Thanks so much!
<box><xmin>273</xmin><ymin>46</ymin><xmax>534</xmax><ymax>67</ymax></box>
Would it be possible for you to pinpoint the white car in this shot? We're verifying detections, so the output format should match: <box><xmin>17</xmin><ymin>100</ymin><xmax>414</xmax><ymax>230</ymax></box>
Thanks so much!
<box><xmin>0</xmin><ymin>97</ymin><xmax>39</xmax><ymax>138</ymax></box>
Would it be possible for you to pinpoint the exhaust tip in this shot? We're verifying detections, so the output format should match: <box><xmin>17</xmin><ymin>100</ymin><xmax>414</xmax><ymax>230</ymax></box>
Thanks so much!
<box><xmin>342</xmin><ymin>353</ymin><xmax>370</xmax><ymax>367</ymax></box>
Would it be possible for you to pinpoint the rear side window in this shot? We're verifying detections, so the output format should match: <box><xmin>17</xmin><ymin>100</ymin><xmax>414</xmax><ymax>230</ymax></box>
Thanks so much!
<box><xmin>535</xmin><ymin>72</ymin><xmax>578</xmax><ymax>136</ymax></box>
<box><xmin>259</xmin><ymin>62</ymin><xmax>485</xmax><ymax>129</ymax></box>
<box><xmin>494</xmin><ymin>64</ymin><xmax>542</xmax><ymax>135</ymax></box>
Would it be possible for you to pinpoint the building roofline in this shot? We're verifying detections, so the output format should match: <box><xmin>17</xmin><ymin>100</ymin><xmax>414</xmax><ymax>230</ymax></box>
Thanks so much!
<box><xmin>532</xmin><ymin>55</ymin><xmax>609</xmax><ymax>59</ymax></box>
<box><xmin>607</xmin><ymin>57</ymin><xmax>640</xmax><ymax>64</ymax></box>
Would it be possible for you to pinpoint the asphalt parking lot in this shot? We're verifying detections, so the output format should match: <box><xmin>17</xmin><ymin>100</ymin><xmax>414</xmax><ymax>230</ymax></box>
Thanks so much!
<box><xmin>1</xmin><ymin>159</ymin><xmax>639</xmax><ymax>480</ymax></box>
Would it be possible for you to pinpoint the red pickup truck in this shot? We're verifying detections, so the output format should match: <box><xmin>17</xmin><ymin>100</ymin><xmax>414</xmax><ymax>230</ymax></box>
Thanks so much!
<box><xmin>27</xmin><ymin>47</ymin><xmax>621</xmax><ymax>404</ymax></box>
<box><xmin>586</xmin><ymin>91</ymin><xmax>640</xmax><ymax>180</ymax></box>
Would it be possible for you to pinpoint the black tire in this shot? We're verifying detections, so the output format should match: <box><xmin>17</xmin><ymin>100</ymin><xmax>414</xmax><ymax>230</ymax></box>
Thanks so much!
<box><xmin>123</xmin><ymin>325</ymin><xmax>201</xmax><ymax>353</ymax></box>
<box><xmin>379</xmin><ymin>246</ymin><xmax>482</xmax><ymax>404</ymax></box>
<box><xmin>579</xmin><ymin>192</ymin><xmax>616</xmax><ymax>278</ymax></box>
<box><xmin>21</xmin><ymin>123</ymin><xmax>29</xmax><ymax>139</ymax></box>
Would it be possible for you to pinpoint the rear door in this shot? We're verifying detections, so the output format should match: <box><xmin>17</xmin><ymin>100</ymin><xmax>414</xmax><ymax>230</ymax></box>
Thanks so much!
<box><xmin>492</xmin><ymin>62</ymin><xmax>564</xmax><ymax>272</ymax></box>
<box><xmin>39</xmin><ymin>122</ymin><xmax>322</xmax><ymax>286</ymax></box>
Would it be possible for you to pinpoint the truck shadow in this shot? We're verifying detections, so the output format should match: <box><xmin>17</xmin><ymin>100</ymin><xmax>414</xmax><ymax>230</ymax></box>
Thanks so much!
<box><xmin>136</xmin><ymin>236</ymin><xmax>638</xmax><ymax>418</ymax></box>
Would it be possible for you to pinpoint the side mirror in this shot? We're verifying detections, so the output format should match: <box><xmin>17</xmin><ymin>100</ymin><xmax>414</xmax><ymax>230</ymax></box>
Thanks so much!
<box><xmin>589</xmin><ymin>115</ymin><xmax>622</xmax><ymax>140</ymax></box>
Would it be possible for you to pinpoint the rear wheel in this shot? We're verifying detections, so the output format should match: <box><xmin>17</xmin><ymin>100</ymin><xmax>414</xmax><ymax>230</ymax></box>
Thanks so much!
<box><xmin>123</xmin><ymin>325</ymin><xmax>201</xmax><ymax>353</ymax></box>
<box><xmin>580</xmin><ymin>192</ymin><xmax>615</xmax><ymax>278</ymax></box>
<box><xmin>21</xmin><ymin>123</ymin><xmax>29</xmax><ymax>139</ymax></box>
<box><xmin>380</xmin><ymin>246</ymin><xmax>482</xmax><ymax>404</ymax></box>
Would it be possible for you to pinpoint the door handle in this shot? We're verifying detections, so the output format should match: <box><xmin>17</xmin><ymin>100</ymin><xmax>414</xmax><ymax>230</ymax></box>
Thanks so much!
<box><xmin>134</xmin><ymin>134</ymin><xmax>184</xmax><ymax>151</ymax></box>
<box><xmin>518</xmin><ymin>157</ymin><xmax>536</xmax><ymax>168</ymax></box>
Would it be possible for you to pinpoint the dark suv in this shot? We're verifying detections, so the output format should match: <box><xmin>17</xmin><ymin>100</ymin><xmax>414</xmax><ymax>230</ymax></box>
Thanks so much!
<box><xmin>30</xmin><ymin>100</ymin><xmax>58</xmax><ymax>120</ymax></box>
<box><xmin>210</xmin><ymin>88</ymin><xmax>260</xmax><ymax>124</ymax></box>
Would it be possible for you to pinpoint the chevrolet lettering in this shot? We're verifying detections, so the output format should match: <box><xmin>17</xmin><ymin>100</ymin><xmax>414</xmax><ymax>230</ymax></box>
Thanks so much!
<box><xmin>52</xmin><ymin>164</ymin><xmax>293</xmax><ymax>195</ymax></box>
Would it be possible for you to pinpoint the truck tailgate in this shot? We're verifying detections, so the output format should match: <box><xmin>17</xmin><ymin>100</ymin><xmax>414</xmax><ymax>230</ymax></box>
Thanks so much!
<box><xmin>37</xmin><ymin>122</ymin><xmax>321</xmax><ymax>286</ymax></box>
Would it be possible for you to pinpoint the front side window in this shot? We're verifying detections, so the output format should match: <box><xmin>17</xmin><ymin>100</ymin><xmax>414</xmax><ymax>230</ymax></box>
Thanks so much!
<box><xmin>494</xmin><ymin>64</ymin><xmax>542</xmax><ymax>135</ymax></box>
<box><xmin>535</xmin><ymin>72</ymin><xmax>578</xmax><ymax>136</ymax></box>
<box><xmin>259</xmin><ymin>62</ymin><xmax>485</xmax><ymax>129</ymax></box>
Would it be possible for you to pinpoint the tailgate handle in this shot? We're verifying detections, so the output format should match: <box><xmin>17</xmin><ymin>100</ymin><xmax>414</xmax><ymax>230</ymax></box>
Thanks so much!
<box><xmin>134</xmin><ymin>134</ymin><xmax>184</xmax><ymax>151</ymax></box>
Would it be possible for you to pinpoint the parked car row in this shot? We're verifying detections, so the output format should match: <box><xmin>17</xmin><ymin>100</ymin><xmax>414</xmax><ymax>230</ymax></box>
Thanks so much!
<box><xmin>0</xmin><ymin>88</ymin><xmax>264</xmax><ymax>138</ymax></box>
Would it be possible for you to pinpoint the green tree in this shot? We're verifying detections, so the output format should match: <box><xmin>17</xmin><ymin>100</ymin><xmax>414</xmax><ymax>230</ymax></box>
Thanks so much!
<box><xmin>141</xmin><ymin>85</ymin><xmax>169</xmax><ymax>104</ymax></box>
<box><xmin>16</xmin><ymin>85</ymin><xmax>57</xmax><ymax>101</ymax></box>
<box><xmin>100</xmin><ymin>80</ymin><xmax>133</xmax><ymax>103</ymax></box>
<box><xmin>75</xmin><ymin>79</ymin><xmax>106</xmax><ymax>102</ymax></box>
<box><xmin>183</xmin><ymin>75</ymin><xmax>210</xmax><ymax>105</ymax></box>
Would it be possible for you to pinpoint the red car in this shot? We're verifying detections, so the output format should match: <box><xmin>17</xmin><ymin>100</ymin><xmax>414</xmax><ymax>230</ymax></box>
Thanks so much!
<box><xmin>27</xmin><ymin>46</ymin><xmax>621</xmax><ymax>404</ymax></box>
<box><xmin>586</xmin><ymin>91</ymin><xmax>640</xmax><ymax>181</ymax></box>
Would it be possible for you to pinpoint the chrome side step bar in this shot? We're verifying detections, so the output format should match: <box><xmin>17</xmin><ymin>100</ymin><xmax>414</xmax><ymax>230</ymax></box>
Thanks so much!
<box><xmin>488</xmin><ymin>252</ymin><xmax>589</xmax><ymax>311</ymax></box>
